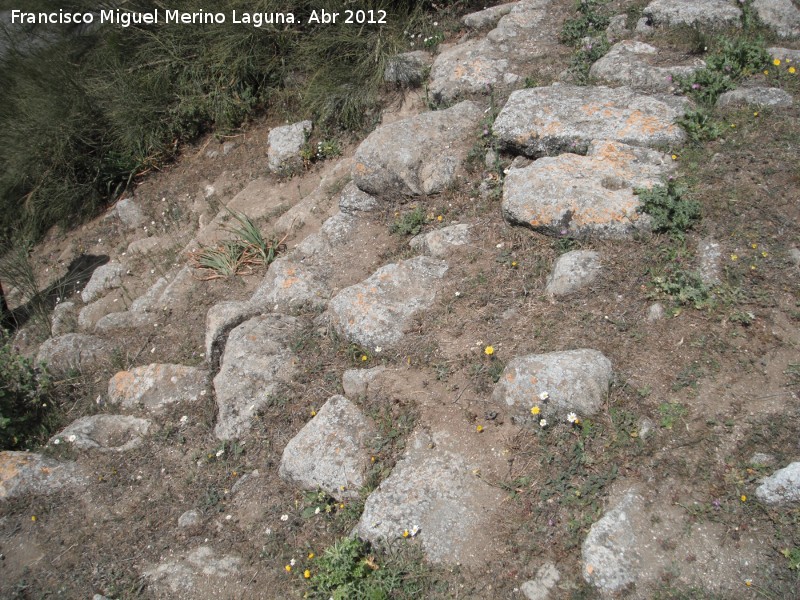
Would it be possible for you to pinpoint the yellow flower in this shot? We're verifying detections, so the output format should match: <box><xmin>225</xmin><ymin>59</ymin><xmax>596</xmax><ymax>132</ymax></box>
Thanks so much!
<box><xmin>437</xmin><ymin>215</ymin><xmax>443</xmax><ymax>222</ymax></box>
<box><xmin>285</xmin><ymin>565</ymin><xmax>292</xmax><ymax>572</ymax></box>
<box><xmin>370</xmin><ymin>456</ymin><xmax>376</xmax><ymax>463</ymax></box>
<box><xmin>402</xmin><ymin>529</ymin><xmax>410</xmax><ymax>538</ymax></box>
<box><xmin>361</xmin><ymin>354</ymin><xmax>368</xmax><ymax>361</ymax></box>
<box><xmin>531</xmin><ymin>406</ymin><xmax>540</xmax><ymax>416</ymax></box>
<box><xmin>751</xmin><ymin>243</ymin><xmax>758</xmax><ymax>249</ymax></box>
<box><xmin>745</xmin><ymin>579</ymin><xmax>752</xmax><ymax>587</ymax></box>
<box><xmin>753</xmin><ymin>111</ymin><xmax>759</xmax><ymax>117</ymax></box>
<box><xmin>761</xmin><ymin>251</ymin><xmax>768</xmax><ymax>257</ymax></box>
<box><xmin>476</xmin><ymin>425</ymin><xmax>484</xmax><ymax>433</ymax></box>
<box><xmin>763</xmin><ymin>70</ymin><xmax>769</xmax><ymax>75</ymax></box>
<box><xmin>307</xmin><ymin>552</ymin><xmax>315</xmax><ymax>559</ymax></box>
<box><xmin>773</xmin><ymin>58</ymin><xmax>781</xmax><ymax>66</ymax></box>
<box><xmin>339</xmin><ymin>503</ymin><xmax>344</xmax><ymax>509</ymax></box>
<box><xmin>790</xmin><ymin>66</ymin><xmax>796</xmax><ymax>74</ymax></box>
<box><xmin>304</xmin><ymin>569</ymin><xmax>311</xmax><ymax>579</ymax></box>
<box><xmin>484</xmin><ymin>345</ymin><xmax>494</xmax><ymax>356</ymax></box>
<box><xmin>31</xmin><ymin>515</ymin><xmax>37</xmax><ymax>522</ymax></box>
<box><xmin>310</xmin><ymin>410</ymin><xmax>317</xmax><ymax>417</ymax></box>
<box><xmin>741</xmin><ymin>494</ymin><xmax>747</xmax><ymax>502</ymax></box>
<box><xmin>731</xmin><ymin>254</ymin><xmax>738</xmax><ymax>261</ymax></box>
<box><xmin>511</xmin><ymin>261</ymin><xmax>518</xmax><ymax>267</ymax></box>
<box><xmin>751</xmin><ymin>265</ymin><xmax>756</xmax><ymax>271</ymax></box>
<box><xmin>671</xmin><ymin>154</ymin><xmax>678</xmax><ymax>160</ymax></box>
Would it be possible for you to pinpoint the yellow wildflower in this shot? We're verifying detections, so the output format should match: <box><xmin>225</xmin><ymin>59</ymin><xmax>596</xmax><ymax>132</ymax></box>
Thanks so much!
<box><xmin>402</xmin><ymin>529</ymin><xmax>410</xmax><ymax>538</ymax></box>
<box><xmin>790</xmin><ymin>66</ymin><xmax>796</xmax><ymax>74</ymax></box>
<box><xmin>773</xmin><ymin>58</ymin><xmax>781</xmax><ymax>66</ymax></box>
<box><xmin>31</xmin><ymin>515</ymin><xmax>37</xmax><ymax>522</ymax></box>
<box><xmin>310</xmin><ymin>410</ymin><xmax>317</xmax><ymax>417</ymax></box>
<box><xmin>304</xmin><ymin>569</ymin><xmax>311</xmax><ymax>579</ymax></box>
<box><xmin>753</xmin><ymin>112</ymin><xmax>759</xmax><ymax>117</ymax></box>
<box><xmin>671</xmin><ymin>154</ymin><xmax>678</xmax><ymax>160</ymax></box>
<box><xmin>437</xmin><ymin>215</ymin><xmax>443</xmax><ymax>222</ymax></box>
<box><xmin>476</xmin><ymin>425</ymin><xmax>484</xmax><ymax>433</ymax></box>
<box><xmin>731</xmin><ymin>254</ymin><xmax>738</xmax><ymax>261</ymax></box>
<box><xmin>761</xmin><ymin>251</ymin><xmax>768</xmax><ymax>257</ymax></box>
<box><xmin>308</xmin><ymin>552</ymin><xmax>315</xmax><ymax>559</ymax></box>
<box><xmin>764</xmin><ymin>70</ymin><xmax>769</xmax><ymax>75</ymax></box>
<box><xmin>531</xmin><ymin>406</ymin><xmax>541</xmax><ymax>416</ymax></box>
<box><xmin>285</xmin><ymin>565</ymin><xmax>292</xmax><ymax>572</ymax></box>
<box><xmin>361</xmin><ymin>354</ymin><xmax>368</xmax><ymax>361</ymax></box>
<box><xmin>484</xmin><ymin>345</ymin><xmax>494</xmax><ymax>356</ymax></box>
<box><xmin>741</xmin><ymin>495</ymin><xmax>747</xmax><ymax>502</ymax></box>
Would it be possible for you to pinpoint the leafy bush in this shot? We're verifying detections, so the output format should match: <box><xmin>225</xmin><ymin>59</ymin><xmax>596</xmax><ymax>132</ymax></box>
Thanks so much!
<box><xmin>390</xmin><ymin>205</ymin><xmax>427</xmax><ymax>236</ymax></box>
<box><xmin>0</xmin><ymin>331</ymin><xmax>52</xmax><ymax>449</ymax></box>
<box><xmin>677</xmin><ymin>109</ymin><xmax>725</xmax><ymax>143</ymax></box>
<box><xmin>635</xmin><ymin>180</ymin><xmax>701</xmax><ymax>237</ymax></box>
<box><xmin>559</xmin><ymin>0</ymin><xmax>610</xmax><ymax>45</ymax></box>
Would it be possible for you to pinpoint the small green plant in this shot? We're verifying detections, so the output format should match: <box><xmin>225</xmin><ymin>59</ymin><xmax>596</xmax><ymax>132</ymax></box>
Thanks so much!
<box><xmin>559</xmin><ymin>0</ymin><xmax>610</xmax><ymax>45</ymax></box>
<box><xmin>635</xmin><ymin>180</ymin><xmax>701</xmax><ymax>238</ymax></box>
<box><xmin>390</xmin><ymin>205</ymin><xmax>426</xmax><ymax>236</ymax></box>
<box><xmin>307</xmin><ymin>536</ymin><xmax>428</xmax><ymax>599</ymax></box>
<box><xmin>651</xmin><ymin>268</ymin><xmax>714</xmax><ymax>310</ymax></box>
<box><xmin>780</xmin><ymin>547</ymin><xmax>800</xmax><ymax>571</ymax></box>
<box><xmin>658</xmin><ymin>401</ymin><xmax>688</xmax><ymax>430</ymax></box>
<box><xmin>301</xmin><ymin>138</ymin><xmax>343</xmax><ymax>167</ymax></box>
<box><xmin>569</xmin><ymin>34</ymin><xmax>611</xmax><ymax>83</ymax></box>
<box><xmin>677</xmin><ymin>109</ymin><xmax>725</xmax><ymax>143</ymax></box>
<box><xmin>0</xmin><ymin>331</ymin><xmax>52</xmax><ymax>449</ymax></box>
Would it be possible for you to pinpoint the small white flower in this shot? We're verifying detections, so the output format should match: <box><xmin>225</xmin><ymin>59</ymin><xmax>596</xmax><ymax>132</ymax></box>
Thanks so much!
<box><xmin>179</xmin><ymin>415</ymin><xmax>189</xmax><ymax>424</ymax></box>
<box><xmin>374</xmin><ymin>346</ymin><xmax>382</xmax><ymax>353</ymax></box>
<box><xmin>290</xmin><ymin>558</ymin><xmax>296</xmax><ymax>566</ymax></box>
<box><xmin>68</xmin><ymin>434</ymin><xmax>77</xmax><ymax>443</ymax></box>
<box><xmin>567</xmin><ymin>412</ymin><xmax>578</xmax><ymax>423</ymax></box>
<box><xmin>314</xmin><ymin>507</ymin><xmax>321</xmax><ymax>515</ymax></box>
<box><xmin>280</xmin><ymin>514</ymin><xmax>289</xmax><ymax>521</ymax></box>
<box><xmin>538</xmin><ymin>391</ymin><xmax>550</xmax><ymax>401</ymax></box>
<box><xmin>539</xmin><ymin>419</ymin><xmax>548</xmax><ymax>428</ymax></box>
<box><xmin>215</xmin><ymin>449</ymin><xmax>225</xmax><ymax>457</ymax></box>
<box><xmin>265</xmin><ymin>527</ymin><xmax>272</xmax><ymax>535</ymax></box>
<box><xmin>410</xmin><ymin>525</ymin><xmax>420</xmax><ymax>536</ymax></box>
<box><xmin>53</xmin><ymin>438</ymin><xmax>61</xmax><ymax>445</ymax></box>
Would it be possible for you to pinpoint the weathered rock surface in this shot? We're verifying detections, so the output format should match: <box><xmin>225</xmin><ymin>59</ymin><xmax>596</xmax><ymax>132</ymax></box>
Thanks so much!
<box><xmin>114</xmin><ymin>197</ymin><xmax>147</xmax><ymax>229</ymax></box>
<box><xmin>769</xmin><ymin>46</ymin><xmax>800</xmax><ymax>62</ymax></box>
<box><xmin>716</xmin><ymin>86</ymin><xmax>793</xmax><ymax>108</ymax></box>
<box><xmin>493</xmin><ymin>349</ymin><xmax>613</xmax><ymax>421</ymax></box>
<box><xmin>338</xmin><ymin>182</ymin><xmax>378</xmax><ymax>214</ymax></box>
<box><xmin>698</xmin><ymin>238</ymin><xmax>722</xmax><ymax>286</ymax></box>
<box><xmin>521</xmin><ymin>563</ymin><xmax>562</xmax><ymax>600</ymax></box>
<box><xmin>129</xmin><ymin>276</ymin><xmax>169</xmax><ymax>313</ymax></box>
<box><xmin>94</xmin><ymin>310</ymin><xmax>155</xmax><ymax>333</ymax></box>
<box><xmin>428</xmin><ymin>0</ymin><xmax>555</xmax><ymax>103</ymax></box>
<box><xmin>51</xmin><ymin>415</ymin><xmax>151</xmax><ymax>452</ymax></box>
<box><xmin>384</xmin><ymin>50</ymin><xmax>432</xmax><ymax>86</ymax></box>
<box><xmin>51</xmin><ymin>301</ymin><xmax>78</xmax><ymax>336</ymax></box>
<box><xmin>267</xmin><ymin>120</ymin><xmax>312</xmax><ymax>173</ymax></box>
<box><xmin>328</xmin><ymin>256</ymin><xmax>448</xmax><ymax>350</ymax></box>
<box><xmin>493</xmin><ymin>85</ymin><xmax>687</xmax><ymax>157</ymax></box>
<box><xmin>355</xmin><ymin>430</ymin><xmax>503</xmax><ymax>565</ymax></box>
<box><xmin>36</xmin><ymin>333</ymin><xmax>112</xmax><ymax>376</ymax></box>
<box><xmin>213</xmin><ymin>314</ymin><xmax>299</xmax><ymax>439</ymax></box>
<box><xmin>545</xmin><ymin>250</ymin><xmax>602</xmax><ymax>297</ymax></box>
<box><xmin>143</xmin><ymin>546</ymin><xmax>244</xmax><ymax>596</ymax></box>
<box><xmin>108</xmin><ymin>364</ymin><xmax>207</xmax><ymax>412</ymax></box>
<box><xmin>154</xmin><ymin>266</ymin><xmax>195</xmax><ymax>310</ymax></box>
<box><xmin>249</xmin><ymin>257</ymin><xmax>328</xmax><ymax>312</ymax></box>
<box><xmin>753</xmin><ymin>0</ymin><xmax>800</xmax><ymax>38</ymax></box>
<box><xmin>279</xmin><ymin>395</ymin><xmax>374</xmax><ymax>500</ymax></box>
<box><xmin>410</xmin><ymin>224</ymin><xmax>471</xmax><ymax>257</ymax></box>
<box><xmin>352</xmin><ymin>101</ymin><xmax>483</xmax><ymax>196</ymax></box>
<box><xmin>204</xmin><ymin>300</ymin><xmax>260</xmax><ymax>365</ymax></box>
<box><xmin>462</xmin><ymin>2</ymin><xmax>517</xmax><ymax>29</ymax></box>
<box><xmin>589</xmin><ymin>40</ymin><xmax>704</xmax><ymax>91</ymax></box>
<box><xmin>582</xmin><ymin>491</ymin><xmax>643</xmax><ymax>594</ymax></box>
<box><xmin>755</xmin><ymin>462</ymin><xmax>800</xmax><ymax>504</ymax></box>
<box><xmin>342</xmin><ymin>366</ymin><xmax>386</xmax><ymax>398</ymax></box>
<box><xmin>0</xmin><ymin>451</ymin><xmax>84</xmax><ymax>499</ymax></box>
<box><xmin>81</xmin><ymin>262</ymin><xmax>123</xmax><ymax>303</ymax></box>
<box><xmin>178</xmin><ymin>509</ymin><xmax>201</xmax><ymax>528</ymax></box>
<box><xmin>643</xmin><ymin>0</ymin><xmax>742</xmax><ymax>29</ymax></box>
<box><xmin>502</xmin><ymin>140</ymin><xmax>674</xmax><ymax>237</ymax></box>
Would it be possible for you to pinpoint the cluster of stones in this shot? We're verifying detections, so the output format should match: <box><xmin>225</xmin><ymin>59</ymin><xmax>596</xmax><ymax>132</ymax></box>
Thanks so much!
<box><xmin>4</xmin><ymin>0</ymin><xmax>800</xmax><ymax>597</ymax></box>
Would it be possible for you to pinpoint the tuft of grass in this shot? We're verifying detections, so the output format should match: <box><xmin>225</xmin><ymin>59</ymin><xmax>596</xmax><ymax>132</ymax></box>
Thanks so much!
<box><xmin>559</xmin><ymin>0</ymin><xmax>610</xmax><ymax>46</ymax></box>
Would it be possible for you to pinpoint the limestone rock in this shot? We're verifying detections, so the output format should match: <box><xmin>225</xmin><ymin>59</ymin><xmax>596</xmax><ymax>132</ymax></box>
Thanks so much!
<box><xmin>769</xmin><ymin>46</ymin><xmax>800</xmax><ymax>63</ymax></box>
<box><xmin>213</xmin><ymin>314</ymin><xmax>299</xmax><ymax>439</ymax></box>
<box><xmin>590</xmin><ymin>40</ymin><xmax>704</xmax><ymax>92</ymax></box>
<box><xmin>606</xmin><ymin>14</ymin><xmax>629</xmax><ymax>38</ymax></box>
<box><xmin>81</xmin><ymin>262</ymin><xmax>123</xmax><ymax>303</ymax></box>
<box><xmin>582</xmin><ymin>491</ymin><xmax>644</xmax><ymax>594</ymax></box>
<box><xmin>249</xmin><ymin>257</ymin><xmax>328</xmax><ymax>312</ymax></box>
<box><xmin>339</xmin><ymin>181</ymin><xmax>378</xmax><ymax>214</ymax></box>
<box><xmin>463</xmin><ymin>2</ymin><xmax>517</xmax><ymax>28</ymax></box>
<box><xmin>94</xmin><ymin>310</ymin><xmax>156</xmax><ymax>333</ymax></box>
<box><xmin>51</xmin><ymin>415</ymin><xmax>151</xmax><ymax>452</ymax></box>
<box><xmin>643</xmin><ymin>0</ymin><xmax>742</xmax><ymax>29</ymax></box>
<box><xmin>753</xmin><ymin>0</ymin><xmax>800</xmax><ymax>38</ymax></box>
<box><xmin>36</xmin><ymin>333</ymin><xmax>112</xmax><ymax>376</ymax></box>
<box><xmin>129</xmin><ymin>276</ymin><xmax>169</xmax><ymax>313</ymax></box>
<box><xmin>127</xmin><ymin>236</ymin><xmax>166</xmax><ymax>255</ymax></box>
<box><xmin>790</xmin><ymin>247</ymin><xmax>800</xmax><ymax>268</ymax></box>
<box><xmin>716</xmin><ymin>86</ymin><xmax>793</xmax><ymax>108</ymax></box>
<box><xmin>268</xmin><ymin>120</ymin><xmax>312</xmax><ymax>173</ymax></box>
<box><xmin>493</xmin><ymin>85</ymin><xmax>687</xmax><ymax>157</ymax></box>
<box><xmin>279</xmin><ymin>395</ymin><xmax>375</xmax><ymax>500</ymax></box>
<box><xmin>352</xmin><ymin>101</ymin><xmax>483</xmax><ymax>196</ymax></box>
<box><xmin>647</xmin><ymin>302</ymin><xmax>665</xmax><ymax>322</ymax></box>
<box><xmin>545</xmin><ymin>250</ymin><xmax>602</xmax><ymax>297</ymax></box>
<box><xmin>143</xmin><ymin>546</ymin><xmax>243</xmax><ymax>596</ymax></box>
<box><xmin>492</xmin><ymin>349</ymin><xmax>613</xmax><ymax>421</ymax></box>
<box><xmin>698</xmin><ymin>238</ymin><xmax>722</xmax><ymax>286</ymax></box>
<box><xmin>521</xmin><ymin>563</ymin><xmax>562</xmax><ymax>600</ymax></box>
<box><xmin>328</xmin><ymin>256</ymin><xmax>448</xmax><ymax>351</ymax></box>
<box><xmin>154</xmin><ymin>266</ymin><xmax>195</xmax><ymax>310</ymax></box>
<box><xmin>0</xmin><ymin>451</ymin><xmax>84</xmax><ymax>499</ymax></box>
<box><xmin>204</xmin><ymin>300</ymin><xmax>260</xmax><ymax>365</ymax></box>
<box><xmin>755</xmin><ymin>462</ymin><xmax>800</xmax><ymax>504</ymax></box>
<box><xmin>51</xmin><ymin>301</ymin><xmax>78</xmax><ymax>336</ymax></box>
<box><xmin>502</xmin><ymin>140</ymin><xmax>675</xmax><ymax>237</ymax></box>
<box><xmin>410</xmin><ymin>224</ymin><xmax>471</xmax><ymax>257</ymax></box>
<box><xmin>114</xmin><ymin>197</ymin><xmax>146</xmax><ymax>229</ymax></box>
<box><xmin>355</xmin><ymin>430</ymin><xmax>503</xmax><ymax>565</ymax></box>
<box><xmin>178</xmin><ymin>509</ymin><xmax>201</xmax><ymax>528</ymax></box>
<box><xmin>342</xmin><ymin>366</ymin><xmax>386</xmax><ymax>398</ymax></box>
<box><xmin>78</xmin><ymin>291</ymin><xmax>124</xmax><ymax>331</ymax></box>
<box><xmin>108</xmin><ymin>364</ymin><xmax>207</xmax><ymax>412</ymax></box>
<box><xmin>384</xmin><ymin>51</ymin><xmax>432</xmax><ymax>86</ymax></box>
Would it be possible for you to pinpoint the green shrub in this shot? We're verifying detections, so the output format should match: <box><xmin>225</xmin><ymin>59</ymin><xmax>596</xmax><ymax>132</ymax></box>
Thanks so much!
<box><xmin>677</xmin><ymin>109</ymin><xmax>726</xmax><ymax>143</ymax></box>
<box><xmin>559</xmin><ymin>0</ymin><xmax>610</xmax><ymax>45</ymax></box>
<box><xmin>0</xmin><ymin>331</ymin><xmax>52</xmax><ymax>449</ymax></box>
<box><xmin>635</xmin><ymin>180</ymin><xmax>701</xmax><ymax>237</ymax></box>
<box><xmin>390</xmin><ymin>205</ymin><xmax>426</xmax><ymax>236</ymax></box>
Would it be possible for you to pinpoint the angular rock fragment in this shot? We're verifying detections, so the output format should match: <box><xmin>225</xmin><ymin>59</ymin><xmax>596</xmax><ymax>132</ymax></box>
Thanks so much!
<box><xmin>51</xmin><ymin>415</ymin><xmax>151</xmax><ymax>452</ymax></box>
<box><xmin>108</xmin><ymin>364</ymin><xmax>207</xmax><ymax>412</ymax></box>
<box><xmin>545</xmin><ymin>250</ymin><xmax>602</xmax><ymax>297</ymax></box>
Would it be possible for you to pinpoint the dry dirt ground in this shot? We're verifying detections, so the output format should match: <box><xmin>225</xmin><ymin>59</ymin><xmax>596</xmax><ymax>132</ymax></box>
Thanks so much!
<box><xmin>2</xmin><ymin>1</ymin><xmax>800</xmax><ymax>599</ymax></box>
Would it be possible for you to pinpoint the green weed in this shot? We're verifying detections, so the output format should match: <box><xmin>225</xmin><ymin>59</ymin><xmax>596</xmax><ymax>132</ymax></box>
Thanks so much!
<box><xmin>658</xmin><ymin>401</ymin><xmax>688</xmax><ymax>429</ymax></box>
<box><xmin>635</xmin><ymin>180</ymin><xmax>701</xmax><ymax>238</ymax></box>
<box><xmin>390</xmin><ymin>205</ymin><xmax>427</xmax><ymax>236</ymax></box>
<box><xmin>559</xmin><ymin>0</ymin><xmax>611</xmax><ymax>45</ymax></box>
